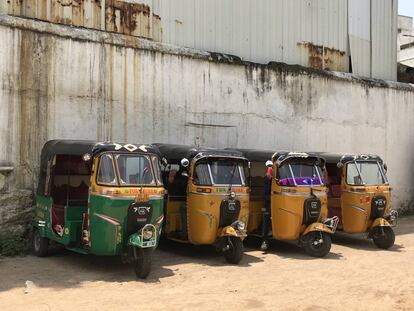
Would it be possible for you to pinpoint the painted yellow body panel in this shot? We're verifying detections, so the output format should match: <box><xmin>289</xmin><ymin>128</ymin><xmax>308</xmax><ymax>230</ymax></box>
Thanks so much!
<box><xmin>271</xmin><ymin>181</ymin><xmax>328</xmax><ymax>241</ymax></box>
<box><xmin>340</xmin><ymin>184</ymin><xmax>391</xmax><ymax>233</ymax></box>
<box><xmin>164</xmin><ymin>198</ymin><xmax>185</xmax><ymax>233</ymax></box>
<box><xmin>165</xmin><ymin>181</ymin><xmax>249</xmax><ymax>245</ymax></box>
<box><xmin>247</xmin><ymin>197</ymin><xmax>264</xmax><ymax>233</ymax></box>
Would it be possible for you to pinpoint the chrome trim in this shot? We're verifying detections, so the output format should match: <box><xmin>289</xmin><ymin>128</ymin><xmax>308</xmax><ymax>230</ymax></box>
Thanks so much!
<box><xmin>350</xmin><ymin>205</ymin><xmax>366</xmax><ymax>213</ymax></box>
<box><xmin>273</xmin><ymin>191</ymin><xmax>325</xmax><ymax>197</ymax></box>
<box><xmin>189</xmin><ymin>191</ymin><xmax>249</xmax><ymax>197</ymax></box>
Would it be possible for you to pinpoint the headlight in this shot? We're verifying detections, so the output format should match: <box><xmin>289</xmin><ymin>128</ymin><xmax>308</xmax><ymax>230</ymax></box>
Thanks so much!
<box><xmin>236</xmin><ymin>221</ymin><xmax>245</xmax><ymax>231</ymax></box>
<box><xmin>230</xmin><ymin>191</ymin><xmax>236</xmax><ymax>199</ymax></box>
<box><xmin>143</xmin><ymin>229</ymin><xmax>153</xmax><ymax>240</ymax></box>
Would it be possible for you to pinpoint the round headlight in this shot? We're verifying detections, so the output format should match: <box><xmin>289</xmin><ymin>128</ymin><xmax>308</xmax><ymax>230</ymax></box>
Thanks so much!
<box><xmin>230</xmin><ymin>191</ymin><xmax>236</xmax><ymax>199</ymax></box>
<box><xmin>237</xmin><ymin>221</ymin><xmax>246</xmax><ymax>231</ymax></box>
<box><xmin>143</xmin><ymin>229</ymin><xmax>153</xmax><ymax>240</ymax></box>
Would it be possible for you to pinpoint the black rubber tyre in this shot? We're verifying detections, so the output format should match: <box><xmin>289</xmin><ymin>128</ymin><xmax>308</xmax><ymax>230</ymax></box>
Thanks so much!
<box><xmin>372</xmin><ymin>226</ymin><xmax>395</xmax><ymax>249</ymax></box>
<box><xmin>134</xmin><ymin>248</ymin><xmax>152</xmax><ymax>279</ymax></box>
<box><xmin>32</xmin><ymin>228</ymin><xmax>49</xmax><ymax>257</ymax></box>
<box><xmin>302</xmin><ymin>231</ymin><xmax>332</xmax><ymax>258</ymax></box>
<box><xmin>223</xmin><ymin>237</ymin><xmax>244</xmax><ymax>264</ymax></box>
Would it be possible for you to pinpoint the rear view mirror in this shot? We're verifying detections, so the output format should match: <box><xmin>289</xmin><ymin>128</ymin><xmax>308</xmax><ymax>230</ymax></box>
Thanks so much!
<box><xmin>337</xmin><ymin>162</ymin><xmax>343</xmax><ymax>168</ymax></box>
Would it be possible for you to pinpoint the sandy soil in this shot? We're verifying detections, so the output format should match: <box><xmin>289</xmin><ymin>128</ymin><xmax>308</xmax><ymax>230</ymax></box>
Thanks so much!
<box><xmin>1</xmin><ymin>217</ymin><xmax>413</xmax><ymax>311</ymax></box>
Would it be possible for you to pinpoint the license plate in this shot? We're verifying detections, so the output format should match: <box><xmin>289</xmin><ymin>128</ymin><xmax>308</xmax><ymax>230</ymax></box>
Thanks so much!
<box><xmin>142</xmin><ymin>240</ymin><xmax>156</xmax><ymax>248</ymax></box>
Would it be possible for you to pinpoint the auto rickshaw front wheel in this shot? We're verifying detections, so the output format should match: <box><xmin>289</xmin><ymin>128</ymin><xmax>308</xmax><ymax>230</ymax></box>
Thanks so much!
<box><xmin>372</xmin><ymin>226</ymin><xmax>395</xmax><ymax>249</ymax></box>
<box><xmin>133</xmin><ymin>248</ymin><xmax>152</xmax><ymax>279</ymax></box>
<box><xmin>223</xmin><ymin>236</ymin><xmax>244</xmax><ymax>264</ymax></box>
<box><xmin>302</xmin><ymin>231</ymin><xmax>331</xmax><ymax>258</ymax></box>
<box><xmin>32</xmin><ymin>228</ymin><xmax>49</xmax><ymax>257</ymax></box>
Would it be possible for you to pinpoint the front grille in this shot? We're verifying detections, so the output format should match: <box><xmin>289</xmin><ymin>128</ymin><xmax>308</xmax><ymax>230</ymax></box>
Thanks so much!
<box><xmin>219</xmin><ymin>199</ymin><xmax>241</xmax><ymax>227</ymax></box>
<box><xmin>303</xmin><ymin>198</ymin><xmax>321</xmax><ymax>225</ymax></box>
<box><xmin>370</xmin><ymin>196</ymin><xmax>387</xmax><ymax>219</ymax></box>
<box><xmin>127</xmin><ymin>201</ymin><xmax>153</xmax><ymax>235</ymax></box>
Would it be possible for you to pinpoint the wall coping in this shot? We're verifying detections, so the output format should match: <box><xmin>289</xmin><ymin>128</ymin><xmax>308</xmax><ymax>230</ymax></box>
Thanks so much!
<box><xmin>1</xmin><ymin>14</ymin><xmax>413</xmax><ymax>92</ymax></box>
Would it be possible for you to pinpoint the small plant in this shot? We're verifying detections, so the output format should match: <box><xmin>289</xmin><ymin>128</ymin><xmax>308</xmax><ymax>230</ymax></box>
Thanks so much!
<box><xmin>0</xmin><ymin>231</ymin><xmax>30</xmax><ymax>257</ymax></box>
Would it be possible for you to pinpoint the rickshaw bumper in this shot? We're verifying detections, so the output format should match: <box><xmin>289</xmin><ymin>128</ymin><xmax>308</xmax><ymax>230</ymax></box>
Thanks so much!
<box><xmin>385</xmin><ymin>210</ymin><xmax>398</xmax><ymax>227</ymax></box>
<box><xmin>127</xmin><ymin>224</ymin><xmax>158</xmax><ymax>249</ymax></box>
<box><xmin>302</xmin><ymin>219</ymin><xmax>337</xmax><ymax>237</ymax></box>
<box><xmin>219</xmin><ymin>221</ymin><xmax>247</xmax><ymax>240</ymax></box>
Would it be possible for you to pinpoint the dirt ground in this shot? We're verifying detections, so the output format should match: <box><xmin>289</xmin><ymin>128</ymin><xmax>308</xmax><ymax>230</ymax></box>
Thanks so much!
<box><xmin>1</xmin><ymin>217</ymin><xmax>413</xmax><ymax>311</ymax></box>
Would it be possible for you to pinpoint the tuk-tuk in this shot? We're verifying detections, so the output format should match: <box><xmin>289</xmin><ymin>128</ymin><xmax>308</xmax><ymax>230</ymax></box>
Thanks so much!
<box><xmin>320</xmin><ymin>153</ymin><xmax>397</xmax><ymax>249</ymax></box>
<box><xmin>155</xmin><ymin>144</ymin><xmax>250</xmax><ymax>264</ymax></box>
<box><xmin>237</xmin><ymin>150</ymin><xmax>338</xmax><ymax>257</ymax></box>
<box><xmin>32</xmin><ymin>140</ymin><xmax>165</xmax><ymax>278</ymax></box>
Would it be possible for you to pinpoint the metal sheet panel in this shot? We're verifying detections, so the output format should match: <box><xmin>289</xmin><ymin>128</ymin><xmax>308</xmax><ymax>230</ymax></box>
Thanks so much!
<box><xmin>371</xmin><ymin>0</ymin><xmax>397</xmax><ymax>81</ymax></box>
<box><xmin>348</xmin><ymin>0</ymin><xmax>371</xmax><ymax>77</ymax></box>
<box><xmin>156</xmin><ymin>0</ymin><xmax>349</xmax><ymax>72</ymax></box>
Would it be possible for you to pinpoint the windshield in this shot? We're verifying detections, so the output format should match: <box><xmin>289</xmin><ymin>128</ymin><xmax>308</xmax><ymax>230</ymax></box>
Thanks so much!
<box><xmin>277</xmin><ymin>160</ymin><xmax>324</xmax><ymax>187</ymax></box>
<box><xmin>116</xmin><ymin>155</ymin><xmax>155</xmax><ymax>186</ymax></box>
<box><xmin>194</xmin><ymin>158</ymin><xmax>247</xmax><ymax>186</ymax></box>
<box><xmin>346</xmin><ymin>161</ymin><xmax>387</xmax><ymax>186</ymax></box>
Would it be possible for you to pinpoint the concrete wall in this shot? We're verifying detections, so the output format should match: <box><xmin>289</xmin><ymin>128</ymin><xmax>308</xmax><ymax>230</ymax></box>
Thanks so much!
<box><xmin>1</xmin><ymin>15</ymin><xmax>414</xmax><ymax>214</ymax></box>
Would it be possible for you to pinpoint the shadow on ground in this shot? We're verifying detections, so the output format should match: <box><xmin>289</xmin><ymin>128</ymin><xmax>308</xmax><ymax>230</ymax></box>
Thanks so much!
<box><xmin>243</xmin><ymin>236</ymin><xmax>344</xmax><ymax>260</ymax></box>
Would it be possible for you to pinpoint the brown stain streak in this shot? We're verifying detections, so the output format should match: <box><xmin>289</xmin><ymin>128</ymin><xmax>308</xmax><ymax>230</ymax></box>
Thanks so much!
<box><xmin>297</xmin><ymin>41</ymin><xmax>346</xmax><ymax>71</ymax></box>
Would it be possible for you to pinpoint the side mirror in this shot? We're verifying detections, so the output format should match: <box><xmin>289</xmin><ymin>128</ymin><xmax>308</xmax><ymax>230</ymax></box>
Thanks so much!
<box><xmin>181</xmin><ymin>158</ymin><xmax>189</xmax><ymax>168</ymax></box>
<box><xmin>265</xmin><ymin>160</ymin><xmax>273</xmax><ymax>167</ymax></box>
<box><xmin>383</xmin><ymin>163</ymin><xmax>388</xmax><ymax>172</ymax></box>
<box><xmin>181</xmin><ymin>171</ymin><xmax>189</xmax><ymax>177</ymax></box>
<box><xmin>162</xmin><ymin>157</ymin><xmax>168</xmax><ymax>166</ymax></box>
<box><xmin>337</xmin><ymin>162</ymin><xmax>343</xmax><ymax>168</ymax></box>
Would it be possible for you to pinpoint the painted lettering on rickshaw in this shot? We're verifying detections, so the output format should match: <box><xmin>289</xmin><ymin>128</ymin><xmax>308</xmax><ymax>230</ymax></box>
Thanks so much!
<box><xmin>216</xmin><ymin>187</ymin><xmax>246</xmax><ymax>193</ymax></box>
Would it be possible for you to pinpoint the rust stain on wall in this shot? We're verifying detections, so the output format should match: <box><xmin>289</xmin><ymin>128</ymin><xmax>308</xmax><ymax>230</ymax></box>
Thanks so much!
<box><xmin>297</xmin><ymin>41</ymin><xmax>346</xmax><ymax>72</ymax></box>
<box><xmin>6</xmin><ymin>0</ymin><xmax>161</xmax><ymax>40</ymax></box>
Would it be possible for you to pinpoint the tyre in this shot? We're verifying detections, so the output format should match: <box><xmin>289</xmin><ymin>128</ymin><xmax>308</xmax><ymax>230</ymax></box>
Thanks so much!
<box><xmin>223</xmin><ymin>236</ymin><xmax>244</xmax><ymax>264</ymax></box>
<box><xmin>134</xmin><ymin>248</ymin><xmax>152</xmax><ymax>279</ymax></box>
<box><xmin>32</xmin><ymin>228</ymin><xmax>49</xmax><ymax>257</ymax></box>
<box><xmin>302</xmin><ymin>231</ymin><xmax>331</xmax><ymax>258</ymax></box>
<box><xmin>372</xmin><ymin>226</ymin><xmax>395</xmax><ymax>249</ymax></box>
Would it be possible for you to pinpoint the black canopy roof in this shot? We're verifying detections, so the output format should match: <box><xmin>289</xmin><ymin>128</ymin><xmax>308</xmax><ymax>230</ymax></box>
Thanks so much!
<box><xmin>314</xmin><ymin>152</ymin><xmax>383</xmax><ymax>165</ymax></box>
<box><xmin>37</xmin><ymin>140</ymin><xmax>160</xmax><ymax>195</ymax></box>
<box><xmin>226</xmin><ymin>149</ymin><xmax>275</xmax><ymax>162</ymax></box>
<box><xmin>231</xmin><ymin>149</ymin><xmax>325</xmax><ymax>166</ymax></box>
<box><xmin>154</xmin><ymin>144</ymin><xmax>246</xmax><ymax>162</ymax></box>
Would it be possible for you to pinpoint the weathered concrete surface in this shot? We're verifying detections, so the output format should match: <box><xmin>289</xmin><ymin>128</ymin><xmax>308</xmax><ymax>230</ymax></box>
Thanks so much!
<box><xmin>0</xmin><ymin>15</ymin><xmax>414</xmax><ymax>231</ymax></box>
<box><xmin>0</xmin><ymin>190</ymin><xmax>33</xmax><ymax>235</ymax></box>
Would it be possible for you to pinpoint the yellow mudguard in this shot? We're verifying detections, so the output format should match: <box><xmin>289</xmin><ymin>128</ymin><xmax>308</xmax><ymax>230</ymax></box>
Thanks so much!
<box><xmin>303</xmin><ymin>222</ymin><xmax>334</xmax><ymax>236</ymax></box>
<box><xmin>371</xmin><ymin>218</ymin><xmax>391</xmax><ymax>228</ymax></box>
<box><xmin>219</xmin><ymin>226</ymin><xmax>246</xmax><ymax>239</ymax></box>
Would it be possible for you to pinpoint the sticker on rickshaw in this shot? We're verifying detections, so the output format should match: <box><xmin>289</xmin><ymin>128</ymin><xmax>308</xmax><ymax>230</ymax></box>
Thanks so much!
<box><xmin>36</xmin><ymin>210</ymin><xmax>45</xmax><ymax>219</ymax></box>
<box><xmin>64</xmin><ymin>228</ymin><xmax>69</xmax><ymax>235</ymax></box>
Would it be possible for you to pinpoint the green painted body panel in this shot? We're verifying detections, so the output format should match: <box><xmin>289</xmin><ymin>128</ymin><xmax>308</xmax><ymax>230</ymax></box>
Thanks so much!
<box><xmin>34</xmin><ymin>194</ymin><xmax>164</xmax><ymax>256</ymax></box>
<box><xmin>88</xmin><ymin>194</ymin><xmax>163</xmax><ymax>255</ymax></box>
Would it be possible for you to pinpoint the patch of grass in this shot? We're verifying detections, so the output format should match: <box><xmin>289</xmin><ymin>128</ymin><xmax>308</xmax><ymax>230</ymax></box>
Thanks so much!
<box><xmin>0</xmin><ymin>231</ymin><xmax>30</xmax><ymax>257</ymax></box>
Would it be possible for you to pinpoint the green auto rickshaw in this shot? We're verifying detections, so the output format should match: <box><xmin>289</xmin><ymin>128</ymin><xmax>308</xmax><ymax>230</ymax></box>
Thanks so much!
<box><xmin>32</xmin><ymin>140</ymin><xmax>165</xmax><ymax>278</ymax></box>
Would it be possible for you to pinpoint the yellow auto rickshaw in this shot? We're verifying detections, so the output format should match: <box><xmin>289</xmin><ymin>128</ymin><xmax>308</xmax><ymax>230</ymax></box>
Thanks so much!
<box><xmin>320</xmin><ymin>153</ymin><xmax>397</xmax><ymax>249</ymax></box>
<box><xmin>237</xmin><ymin>150</ymin><xmax>338</xmax><ymax>257</ymax></box>
<box><xmin>155</xmin><ymin>144</ymin><xmax>250</xmax><ymax>264</ymax></box>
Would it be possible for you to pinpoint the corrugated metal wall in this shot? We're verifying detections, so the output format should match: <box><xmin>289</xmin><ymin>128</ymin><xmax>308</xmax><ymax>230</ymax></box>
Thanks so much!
<box><xmin>152</xmin><ymin>0</ymin><xmax>396</xmax><ymax>81</ymax></box>
<box><xmin>1</xmin><ymin>0</ymin><xmax>397</xmax><ymax>80</ymax></box>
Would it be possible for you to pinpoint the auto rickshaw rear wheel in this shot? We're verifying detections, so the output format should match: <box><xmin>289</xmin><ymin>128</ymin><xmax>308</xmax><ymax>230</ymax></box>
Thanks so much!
<box><xmin>372</xmin><ymin>226</ymin><xmax>395</xmax><ymax>249</ymax></box>
<box><xmin>223</xmin><ymin>236</ymin><xmax>244</xmax><ymax>264</ymax></box>
<box><xmin>134</xmin><ymin>248</ymin><xmax>152</xmax><ymax>279</ymax></box>
<box><xmin>302</xmin><ymin>231</ymin><xmax>331</xmax><ymax>258</ymax></box>
<box><xmin>32</xmin><ymin>228</ymin><xmax>49</xmax><ymax>257</ymax></box>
